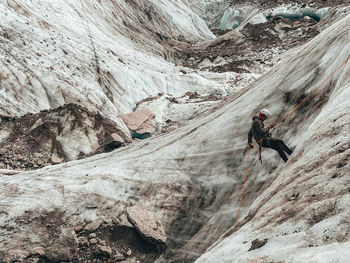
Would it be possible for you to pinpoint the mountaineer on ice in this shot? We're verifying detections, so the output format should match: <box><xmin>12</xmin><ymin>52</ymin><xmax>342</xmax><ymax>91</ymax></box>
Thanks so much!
<box><xmin>248</xmin><ymin>109</ymin><xmax>293</xmax><ymax>163</ymax></box>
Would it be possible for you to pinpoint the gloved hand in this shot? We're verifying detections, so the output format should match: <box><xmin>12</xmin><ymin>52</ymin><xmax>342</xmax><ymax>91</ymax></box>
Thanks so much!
<box><xmin>268</xmin><ymin>123</ymin><xmax>275</xmax><ymax>129</ymax></box>
<box><xmin>248</xmin><ymin>143</ymin><xmax>254</xmax><ymax>149</ymax></box>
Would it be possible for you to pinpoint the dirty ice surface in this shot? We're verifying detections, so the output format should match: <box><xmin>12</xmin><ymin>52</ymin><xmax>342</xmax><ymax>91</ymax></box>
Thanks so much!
<box><xmin>1</xmin><ymin>1</ymin><xmax>350</xmax><ymax>263</ymax></box>
<box><xmin>0</xmin><ymin>0</ymin><xmax>238</xmax><ymax>123</ymax></box>
<box><xmin>195</xmin><ymin>13</ymin><xmax>350</xmax><ymax>263</ymax></box>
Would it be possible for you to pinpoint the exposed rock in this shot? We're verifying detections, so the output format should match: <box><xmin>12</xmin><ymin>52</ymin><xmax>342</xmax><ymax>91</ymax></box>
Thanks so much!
<box><xmin>77</xmin><ymin>236</ymin><xmax>89</xmax><ymax>247</ymax></box>
<box><xmin>85</xmin><ymin>203</ymin><xmax>98</xmax><ymax>209</ymax></box>
<box><xmin>0</xmin><ymin>169</ymin><xmax>22</xmax><ymax>175</ymax></box>
<box><xmin>185</xmin><ymin>91</ymin><xmax>201</xmax><ymax>99</ymax></box>
<box><xmin>85</xmin><ymin>218</ymin><xmax>105</xmax><ymax>232</ymax></box>
<box><xmin>121</xmin><ymin>109</ymin><xmax>156</xmax><ymax>136</ymax></box>
<box><xmin>127</xmin><ymin>206</ymin><xmax>167</xmax><ymax>248</ymax></box>
<box><xmin>3</xmin><ymin>250</ymin><xmax>29</xmax><ymax>262</ymax></box>
<box><xmin>181</xmin><ymin>1</ymin><xmax>330</xmax><ymax>77</ymax></box>
<box><xmin>30</xmin><ymin>247</ymin><xmax>45</xmax><ymax>257</ymax></box>
<box><xmin>97</xmin><ymin>245</ymin><xmax>112</xmax><ymax>257</ymax></box>
<box><xmin>248</xmin><ymin>238</ymin><xmax>268</xmax><ymax>251</ymax></box>
<box><xmin>0</xmin><ymin>104</ymin><xmax>131</xmax><ymax>170</ymax></box>
<box><xmin>50</xmin><ymin>156</ymin><xmax>63</xmax><ymax>165</ymax></box>
<box><xmin>89</xmin><ymin>238</ymin><xmax>98</xmax><ymax>245</ymax></box>
<box><xmin>89</xmin><ymin>233</ymin><xmax>97</xmax><ymax>239</ymax></box>
<box><xmin>98</xmin><ymin>239</ymin><xmax>107</xmax><ymax>246</ymax></box>
<box><xmin>74</xmin><ymin>226</ymin><xmax>84</xmax><ymax>233</ymax></box>
<box><xmin>45</xmin><ymin>245</ymin><xmax>75</xmax><ymax>263</ymax></box>
<box><xmin>115</xmin><ymin>250</ymin><xmax>125</xmax><ymax>261</ymax></box>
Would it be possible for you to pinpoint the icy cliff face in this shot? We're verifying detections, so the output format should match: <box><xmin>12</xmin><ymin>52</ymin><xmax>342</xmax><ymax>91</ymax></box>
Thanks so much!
<box><xmin>195</xmin><ymin>13</ymin><xmax>350</xmax><ymax>263</ymax></box>
<box><xmin>1</xmin><ymin>0</ymin><xmax>235</xmax><ymax>164</ymax></box>
<box><xmin>0</xmin><ymin>0</ymin><xmax>221</xmax><ymax>120</ymax></box>
<box><xmin>189</xmin><ymin>0</ymin><xmax>345</xmax><ymax>31</ymax></box>
<box><xmin>0</xmin><ymin>0</ymin><xmax>350</xmax><ymax>263</ymax></box>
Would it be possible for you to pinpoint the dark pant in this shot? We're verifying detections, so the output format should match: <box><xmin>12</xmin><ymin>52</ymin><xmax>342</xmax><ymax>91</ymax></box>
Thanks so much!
<box><xmin>261</xmin><ymin>137</ymin><xmax>293</xmax><ymax>163</ymax></box>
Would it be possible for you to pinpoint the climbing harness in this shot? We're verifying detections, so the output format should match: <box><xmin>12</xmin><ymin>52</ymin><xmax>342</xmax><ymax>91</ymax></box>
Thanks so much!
<box><xmin>234</xmin><ymin>56</ymin><xmax>350</xmax><ymax>225</ymax></box>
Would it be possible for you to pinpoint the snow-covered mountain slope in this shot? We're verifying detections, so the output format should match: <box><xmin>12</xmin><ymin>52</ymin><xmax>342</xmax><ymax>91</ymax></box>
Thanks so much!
<box><xmin>0</xmin><ymin>1</ymin><xmax>350</xmax><ymax>263</ymax></box>
<box><xmin>1</xmin><ymin>0</ymin><xmax>241</xmax><ymax>167</ymax></box>
<box><xmin>0</xmin><ymin>0</ymin><xmax>225</xmax><ymax>121</ymax></box>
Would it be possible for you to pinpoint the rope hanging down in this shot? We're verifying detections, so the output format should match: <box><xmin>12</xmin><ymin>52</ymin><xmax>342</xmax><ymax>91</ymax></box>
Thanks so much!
<box><xmin>234</xmin><ymin>56</ymin><xmax>350</xmax><ymax>225</ymax></box>
<box><xmin>234</xmin><ymin>146</ymin><xmax>251</xmax><ymax>225</ymax></box>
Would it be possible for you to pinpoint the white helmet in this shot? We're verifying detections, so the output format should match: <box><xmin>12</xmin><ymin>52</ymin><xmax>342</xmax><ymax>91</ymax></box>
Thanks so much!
<box><xmin>260</xmin><ymin>108</ymin><xmax>270</xmax><ymax>118</ymax></box>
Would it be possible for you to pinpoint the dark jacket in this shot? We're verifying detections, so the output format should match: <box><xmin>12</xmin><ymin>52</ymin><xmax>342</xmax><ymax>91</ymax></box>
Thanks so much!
<box><xmin>248</xmin><ymin>116</ymin><xmax>270</xmax><ymax>144</ymax></box>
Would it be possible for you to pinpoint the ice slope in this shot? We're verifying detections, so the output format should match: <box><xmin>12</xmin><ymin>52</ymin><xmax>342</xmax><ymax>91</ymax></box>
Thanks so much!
<box><xmin>0</xmin><ymin>0</ymin><xmax>222</xmax><ymax>124</ymax></box>
<box><xmin>0</xmin><ymin>1</ymin><xmax>349</xmax><ymax>263</ymax></box>
<box><xmin>188</xmin><ymin>0</ymin><xmax>338</xmax><ymax>31</ymax></box>
<box><xmin>195</xmin><ymin>13</ymin><xmax>350</xmax><ymax>263</ymax></box>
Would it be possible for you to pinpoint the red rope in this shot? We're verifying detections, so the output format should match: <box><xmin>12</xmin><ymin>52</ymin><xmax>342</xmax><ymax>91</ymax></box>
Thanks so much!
<box><xmin>234</xmin><ymin>146</ymin><xmax>251</xmax><ymax>225</ymax></box>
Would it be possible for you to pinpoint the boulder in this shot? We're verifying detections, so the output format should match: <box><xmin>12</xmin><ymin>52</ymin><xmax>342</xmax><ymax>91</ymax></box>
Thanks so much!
<box><xmin>31</xmin><ymin>247</ymin><xmax>45</xmax><ymax>257</ymax></box>
<box><xmin>89</xmin><ymin>238</ymin><xmax>98</xmax><ymax>245</ymax></box>
<box><xmin>89</xmin><ymin>233</ymin><xmax>97</xmax><ymax>239</ymax></box>
<box><xmin>74</xmin><ymin>226</ymin><xmax>84</xmax><ymax>233</ymax></box>
<box><xmin>121</xmin><ymin>109</ymin><xmax>156</xmax><ymax>137</ymax></box>
<box><xmin>97</xmin><ymin>245</ymin><xmax>112</xmax><ymax>257</ymax></box>
<box><xmin>50</xmin><ymin>156</ymin><xmax>63</xmax><ymax>165</ymax></box>
<box><xmin>74</xmin><ymin>225</ymin><xmax>83</xmax><ymax>233</ymax></box>
<box><xmin>85</xmin><ymin>218</ymin><xmax>104</xmax><ymax>232</ymax></box>
<box><xmin>126</xmin><ymin>206</ymin><xmax>167</xmax><ymax>248</ymax></box>
<box><xmin>115</xmin><ymin>250</ymin><xmax>125</xmax><ymax>261</ymax></box>
<box><xmin>77</xmin><ymin>236</ymin><xmax>88</xmax><ymax>247</ymax></box>
<box><xmin>248</xmin><ymin>238</ymin><xmax>268</xmax><ymax>251</ymax></box>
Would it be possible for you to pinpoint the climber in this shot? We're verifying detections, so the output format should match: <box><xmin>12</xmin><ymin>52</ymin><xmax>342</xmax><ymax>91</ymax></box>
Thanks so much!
<box><xmin>248</xmin><ymin>109</ymin><xmax>293</xmax><ymax>163</ymax></box>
